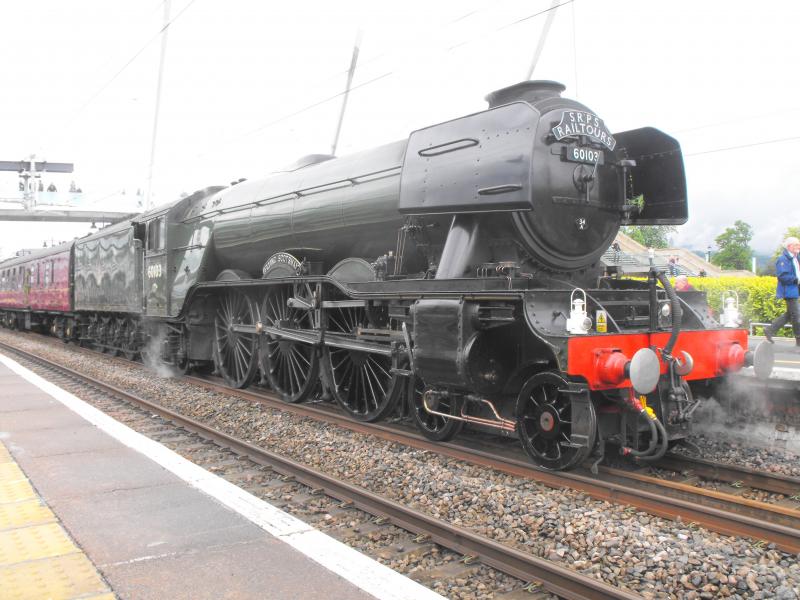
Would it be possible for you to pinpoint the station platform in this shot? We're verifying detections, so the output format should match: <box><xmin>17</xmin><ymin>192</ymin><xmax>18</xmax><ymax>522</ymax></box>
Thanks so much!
<box><xmin>0</xmin><ymin>355</ymin><xmax>443</xmax><ymax>600</ymax></box>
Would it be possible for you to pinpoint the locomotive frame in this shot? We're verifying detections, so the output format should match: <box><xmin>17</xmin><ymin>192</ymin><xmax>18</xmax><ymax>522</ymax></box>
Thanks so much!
<box><xmin>0</xmin><ymin>80</ymin><xmax>775</xmax><ymax>471</ymax></box>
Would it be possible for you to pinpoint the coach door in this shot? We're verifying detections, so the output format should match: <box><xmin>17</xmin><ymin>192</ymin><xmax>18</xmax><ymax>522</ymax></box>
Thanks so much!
<box><xmin>22</xmin><ymin>266</ymin><xmax>31</xmax><ymax>306</ymax></box>
<box><xmin>143</xmin><ymin>215</ymin><xmax>168</xmax><ymax>317</ymax></box>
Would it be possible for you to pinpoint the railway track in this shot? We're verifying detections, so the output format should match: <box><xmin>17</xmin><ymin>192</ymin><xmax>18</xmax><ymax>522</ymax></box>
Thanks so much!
<box><xmin>181</xmin><ymin>377</ymin><xmax>800</xmax><ymax>554</ymax></box>
<box><xmin>3</xmin><ymin>332</ymin><xmax>800</xmax><ymax>557</ymax></box>
<box><xmin>0</xmin><ymin>339</ymin><xmax>643</xmax><ymax>600</ymax></box>
<box><xmin>651</xmin><ymin>454</ymin><xmax>800</xmax><ymax>497</ymax></box>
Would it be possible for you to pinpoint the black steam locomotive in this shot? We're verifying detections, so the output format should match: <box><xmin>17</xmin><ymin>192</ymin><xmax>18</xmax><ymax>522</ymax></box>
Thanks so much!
<box><xmin>0</xmin><ymin>80</ymin><xmax>773</xmax><ymax>470</ymax></box>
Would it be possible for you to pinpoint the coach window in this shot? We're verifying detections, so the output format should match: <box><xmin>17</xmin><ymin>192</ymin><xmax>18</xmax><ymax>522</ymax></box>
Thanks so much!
<box><xmin>50</xmin><ymin>260</ymin><xmax>55</xmax><ymax>286</ymax></box>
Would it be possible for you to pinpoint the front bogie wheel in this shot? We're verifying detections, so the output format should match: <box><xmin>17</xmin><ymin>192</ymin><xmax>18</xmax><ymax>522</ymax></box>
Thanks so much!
<box><xmin>516</xmin><ymin>371</ymin><xmax>597</xmax><ymax>471</ymax></box>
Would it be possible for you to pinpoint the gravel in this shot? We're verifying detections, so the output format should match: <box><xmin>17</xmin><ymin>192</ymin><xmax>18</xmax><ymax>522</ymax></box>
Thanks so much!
<box><xmin>2</xmin><ymin>328</ymin><xmax>799</xmax><ymax>600</ymax></box>
<box><xmin>682</xmin><ymin>389</ymin><xmax>800</xmax><ymax>478</ymax></box>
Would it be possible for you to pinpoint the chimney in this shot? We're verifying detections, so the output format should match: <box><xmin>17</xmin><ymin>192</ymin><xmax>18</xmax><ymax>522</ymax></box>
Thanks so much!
<box><xmin>485</xmin><ymin>80</ymin><xmax>565</xmax><ymax>108</ymax></box>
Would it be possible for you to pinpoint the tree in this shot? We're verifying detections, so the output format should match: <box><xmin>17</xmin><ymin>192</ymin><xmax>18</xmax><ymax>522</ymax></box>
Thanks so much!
<box><xmin>620</xmin><ymin>225</ymin><xmax>676</xmax><ymax>249</ymax></box>
<box><xmin>760</xmin><ymin>225</ymin><xmax>800</xmax><ymax>274</ymax></box>
<box><xmin>711</xmin><ymin>220</ymin><xmax>753</xmax><ymax>270</ymax></box>
<box><xmin>770</xmin><ymin>226</ymin><xmax>800</xmax><ymax>260</ymax></box>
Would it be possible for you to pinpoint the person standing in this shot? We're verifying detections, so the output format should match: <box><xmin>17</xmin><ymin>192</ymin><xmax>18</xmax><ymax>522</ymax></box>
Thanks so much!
<box><xmin>765</xmin><ymin>236</ymin><xmax>800</xmax><ymax>346</ymax></box>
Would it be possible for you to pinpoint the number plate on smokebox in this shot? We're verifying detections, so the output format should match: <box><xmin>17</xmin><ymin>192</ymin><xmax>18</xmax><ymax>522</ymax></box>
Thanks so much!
<box><xmin>563</xmin><ymin>146</ymin><xmax>605</xmax><ymax>165</ymax></box>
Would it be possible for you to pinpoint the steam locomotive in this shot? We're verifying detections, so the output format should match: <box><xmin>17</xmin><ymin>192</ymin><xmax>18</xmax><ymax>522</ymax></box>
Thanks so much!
<box><xmin>0</xmin><ymin>80</ymin><xmax>774</xmax><ymax>470</ymax></box>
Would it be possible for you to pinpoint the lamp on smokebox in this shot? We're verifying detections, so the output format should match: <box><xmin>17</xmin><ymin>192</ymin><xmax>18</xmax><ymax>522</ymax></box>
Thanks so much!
<box><xmin>721</xmin><ymin>290</ymin><xmax>742</xmax><ymax>328</ymax></box>
<box><xmin>566</xmin><ymin>288</ymin><xmax>593</xmax><ymax>334</ymax></box>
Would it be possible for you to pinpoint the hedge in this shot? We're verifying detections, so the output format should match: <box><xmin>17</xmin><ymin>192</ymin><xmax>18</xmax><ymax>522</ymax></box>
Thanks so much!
<box><xmin>671</xmin><ymin>276</ymin><xmax>788</xmax><ymax>336</ymax></box>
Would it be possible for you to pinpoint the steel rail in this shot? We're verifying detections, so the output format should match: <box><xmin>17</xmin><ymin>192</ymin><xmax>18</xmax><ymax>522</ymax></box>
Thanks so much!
<box><xmin>179</xmin><ymin>375</ymin><xmax>800</xmax><ymax>554</ymax></box>
<box><xmin>0</xmin><ymin>341</ymin><xmax>640</xmax><ymax>600</ymax></box>
<box><xmin>595</xmin><ymin>466</ymin><xmax>800</xmax><ymax>529</ymax></box>
<box><xmin>3</xmin><ymin>331</ymin><xmax>799</xmax><ymax>553</ymax></box>
<box><xmin>652</xmin><ymin>454</ymin><xmax>800</xmax><ymax>497</ymax></box>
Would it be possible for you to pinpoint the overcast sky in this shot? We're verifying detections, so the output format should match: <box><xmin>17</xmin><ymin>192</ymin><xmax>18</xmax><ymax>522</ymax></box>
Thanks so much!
<box><xmin>1</xmin><ymin>0</ymin><xmax>799</xmax><ymax>259</ymax></box>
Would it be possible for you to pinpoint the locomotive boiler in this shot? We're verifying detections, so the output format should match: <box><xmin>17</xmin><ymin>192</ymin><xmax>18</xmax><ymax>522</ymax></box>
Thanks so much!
<box><xmin>0</xmin><ymin>80</ymin><xmax>775</xmax><ymax>471</ymax></box>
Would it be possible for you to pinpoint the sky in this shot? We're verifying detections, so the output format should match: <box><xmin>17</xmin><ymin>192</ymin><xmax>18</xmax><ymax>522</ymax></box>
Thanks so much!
<box><xmin>1</xmin><ymin>0</ymin><xmax>799</xmax><ymax>259</ymax></box>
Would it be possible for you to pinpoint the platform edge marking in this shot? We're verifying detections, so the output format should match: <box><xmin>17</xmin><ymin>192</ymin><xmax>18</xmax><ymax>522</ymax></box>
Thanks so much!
<box><xmin>0</xmin><ymin>353</ymin><xmax>445</xmax><ymax>600</ymax></box>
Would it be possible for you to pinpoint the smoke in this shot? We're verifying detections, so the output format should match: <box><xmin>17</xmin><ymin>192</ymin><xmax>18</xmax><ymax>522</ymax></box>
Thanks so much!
<box><xmin>690</xmin><ymin>377</ymin><xmax>800</xmax><ymax>455</ymax></box>
<box><xmin>141</xmin><ymin>328</ymin><xmax>175</xmax><ymax>379</ymax></box>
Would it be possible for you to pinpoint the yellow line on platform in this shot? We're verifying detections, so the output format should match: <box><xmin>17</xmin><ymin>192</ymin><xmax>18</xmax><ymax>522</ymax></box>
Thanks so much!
<box><xmin>0</xmin><ymin>441</ymin><xmax>114</xmax><ymax>599</ymax></box>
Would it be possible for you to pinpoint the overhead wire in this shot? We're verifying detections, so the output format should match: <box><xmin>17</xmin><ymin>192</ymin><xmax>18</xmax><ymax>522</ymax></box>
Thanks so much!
<box><xmin>75</xmin><ymin>0</ymin><xmax>200</xmax><ymax>115</ymax></box>
<box><xmin>686</xmin><ymin>135</ymin><xmax>800</xmax><ymax>157</ymax></box>
<box><xmin>447</xmin><ymin>0</ymin><xmax>571</xmax><ymax>51</ymax></box>
<box><xmin>43</xmin><ymin>0</ymin><xmax>201</xmax><ymax>204</ymax></box>
<box><xmin>242</xmin><ymin>73</ymin><xmax>394</xmax><ymax>139</ymax></box>
<box><xmin>673</xmin><ymin>107</ymin><xmax>800</xmax><ymax>134</ymax></box>
<box><xmin>71</xmin><ymin>3</ymin><xmax>507</xmax><ymax>198</ymax></box>
<box><xmin>29</xmin><ymin>0</ymin><xmax>173</xmax><ymax>158</ymax></box>
<box><xmin>209</xmin><ymin>1</ymin><xmax>570</xmax><ymax>152</ymax></box>
<box><xmin>495</xmin><ymin>0</ymin><xmax>572</xmax><ymax>31</ymax></box>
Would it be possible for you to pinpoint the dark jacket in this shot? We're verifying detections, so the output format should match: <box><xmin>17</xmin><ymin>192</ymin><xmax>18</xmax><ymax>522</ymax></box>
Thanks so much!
<box><xmin>776</xmin><ymin>249</ymin><xmax>800</xmax><ymax>299</ymax></box>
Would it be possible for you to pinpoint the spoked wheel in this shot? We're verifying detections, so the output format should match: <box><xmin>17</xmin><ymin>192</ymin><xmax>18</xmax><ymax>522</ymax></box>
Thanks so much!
<box><xmin>121</xmin><ymin>318</ymin><xmax>139</xmax><ymax>361</ymax></box>
<box><xmin>213</xmin><ymin>289</ymin><xmax>259</xmax><ymax>388</ymax></box>
<box><xmin>516</xmin><ymin>371</ymin><xmax>597</xmax><ymax>471</ymax></box>
<box><xmin>259</xmin><ymin>284</ymin><xmax>319</xmax><ymax>403</ymax></box>
<box><xmin>409</xmin><ymin>376</ymin><xmax>464</xmax><ymax>441</ymax></box>
<box><xmin>324</xmin><ymin>304</ymin><xmax>401</xmax><ymax>422</ymax></box>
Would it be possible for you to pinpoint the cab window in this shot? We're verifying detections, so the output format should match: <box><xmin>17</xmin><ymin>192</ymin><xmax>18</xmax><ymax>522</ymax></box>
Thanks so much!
<box><xmin>146</xmin><ymin>217</ymin><xmax>166</xmax><ymax>252</ymax></box>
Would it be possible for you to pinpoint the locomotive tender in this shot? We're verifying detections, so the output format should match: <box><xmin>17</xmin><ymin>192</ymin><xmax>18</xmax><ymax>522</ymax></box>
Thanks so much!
<box><xmin>0</xmin><ymin>80</ymin><xmax>775</xmax><ymax>470</ymax></box>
